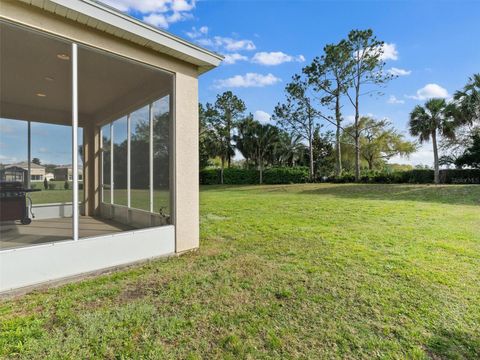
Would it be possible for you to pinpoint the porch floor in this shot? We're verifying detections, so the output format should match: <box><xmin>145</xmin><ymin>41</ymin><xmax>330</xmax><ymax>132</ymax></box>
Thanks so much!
<box><xmin>0</xmin><ymin>217</ymin><xmax>134</xmax><ymax>251</ymax></box>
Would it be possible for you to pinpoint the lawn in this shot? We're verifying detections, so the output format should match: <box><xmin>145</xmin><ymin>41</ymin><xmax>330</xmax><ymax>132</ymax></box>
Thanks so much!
<box><xmin>29</xmin><ymin>189</ymin><xmax>170</xmax><ymax>213</ymax></box>
<box><xmin>1</xmin><ymin>184</ymin><xmax>479</xmax><ymax>359</ymax></box>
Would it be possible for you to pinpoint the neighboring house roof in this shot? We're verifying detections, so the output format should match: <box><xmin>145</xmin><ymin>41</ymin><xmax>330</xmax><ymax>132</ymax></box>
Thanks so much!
<box><xmin>15</xmin><ymin>0</ymin><xmax>223</xmax><ymax>74</ymax></box>
<box><xmin>5</xmin><ymin>162</ymin><xmax>45</xmax><ymax>170</ymax></box>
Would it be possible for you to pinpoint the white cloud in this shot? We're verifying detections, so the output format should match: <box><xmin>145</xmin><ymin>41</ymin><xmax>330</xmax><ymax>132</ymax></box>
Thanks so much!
<box><xmin>171</xmin><ymin>0</ymin><xmax>195</xmax><ymax>12</ymax></box>
<box><xmin>214</xmin><ymin>73</ymin><xmax>281</xmax><ymax>88</ymax></box>
<box><xmin>218</xmin><ymin>37</ymin><xmax>256</xmax><ymax>51</ymax></box>
<box><xmin>102</xmin><ymin>0</ymin><xmax>196</xmax><ymax>29</ymax></box>
<box><xmin>387</xmin><ymin>95</ymin><xmax>405</xmax><ymax>104</ymax></box>
<box><xmin>196</xmin><ymin>36</ymin><xmax>256</xmax><ymax>52</ymax></box>
<box><xmin>251</xmin><ymin>52</ymin><xmax>305</xmax><ymax>66</ymax></box>
<box><xmin>254</xmin><ymin>110</ymin><xmax>271</xmax><ymax>123</ymax></box>
<box><xmin>223</xmin><ymin>53</ymin><xmax>248</xmax><ymax>65</ymax></box>
<box><xmin>388</xmin><ymin>67</ymin><xmax>411</xmax><ymax>76</ymax></box>
<box><xmin>406</xmin><ymin>83</ymin><xmax>449</xmax><ymax>100</ymax></box>
<box><xmin>186</xmin><ymin>26</ymin><xmax>208</xmax><ymax>39</ymax></box>
<box><xmin>380</xmin><ymin>43</ymin><xmax>398</xmax><ymax>61</ymax></box>
<box><xmin>142</xmin><ymin>13</ymin><xmax>169</xmax><ymax>28</ymax></box>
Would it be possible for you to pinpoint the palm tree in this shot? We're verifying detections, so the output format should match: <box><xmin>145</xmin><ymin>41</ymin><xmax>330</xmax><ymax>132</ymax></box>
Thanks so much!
<box><xmin>235</xmin><ymin>119</ymin><xmax>280</xmax><ymax>184</ymax></box>
<box><xmin>409</xmin><ymin>98</ymin><xmax>456</xmax><ymax>184</ymax></box>
<box><xmin>452</xmin><ymin>73</ymin><xmax>480</xmax><ymax>126</ymax></box>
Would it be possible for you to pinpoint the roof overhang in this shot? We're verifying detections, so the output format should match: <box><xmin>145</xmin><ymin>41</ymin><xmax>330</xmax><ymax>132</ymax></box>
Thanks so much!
<box><xmin>14</xmin><ymin>0</ymin><xmax>223</xmax><ymax>74</ymax></box>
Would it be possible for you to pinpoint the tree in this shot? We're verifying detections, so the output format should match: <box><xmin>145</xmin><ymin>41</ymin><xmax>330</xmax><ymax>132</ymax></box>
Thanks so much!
<box><xmin>235</xmin><ymin>115</ymin><xmax>257</xmax><ymax>168</ymax></box>
<box><xmin>32</xmin><ymin>157</ymin><xmax>41</xmax><ymax>165</ymax></box>
<box><xmin>235</xmin><ymin>119</ymin><xmax>280</xmax><ymax>184</ymax></box>
<box><xmin>209</xmin><ymin>91</ymin><xmax>246</xmax><ymax>167</ymax></box>
<box><xmin>202</xmin><ymin>92</ymin><xmax>246</xmax><ymax>183</ymax></box>
<box><xmin>304</xmin><ymin>40</ymin><xmax>352</xmax><ymax>176</ymax></box>
<box><xmin>273</xmin><ymin>74</ymin><xmax>320</xmax><ymax>180</ymax></box>
<box><xmin>344</xmin><ymin>29</ymin><xmax>395</xmax><ymax>181</ymax></box>
<box><xmin>455</xmin><ymin>132</ymin><xmax>480</xmax><ymax>168</ymax></box>
<box><xmin>311</xmin><ymin>127</ymin><xmax>335</xmax><ymax>177</ymax></box>
<box><xmin>275</xmin><ymin>132</ymin><xmax>306</xmax><ymax>167</ymax></box>
<box><xmin>342</xmin><ymin>117</ymin><xmax>416</xmax><ymax>170</ymax></box>
<box><xmin>451</xmin><ymin>73</ymin><xmax>480</xmax><ymax>126</ymax></box>
<box><xmin>199</xmin><ymin>103</ymin><xmax>211</xmax><ymax>169</ymax></box>
<box><xmin>441</xmin><ymin>74</ymin><xmax>480</xmax><ymax>164</ymax></box>
<box><xmin>409</xmin><ymin>98</ymin><xmax>456</xmax><ymax>184</ymax></box>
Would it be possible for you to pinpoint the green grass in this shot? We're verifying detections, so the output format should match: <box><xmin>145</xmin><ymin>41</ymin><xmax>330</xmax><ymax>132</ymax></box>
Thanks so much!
<box><xmin>29</xmin><ymin>189</ymin><xmax>169</xmax><ymax>213</ymax></box>
<box><xmin>1</xmin><ymin>183</ymin><xmax>480</xmax><ymax>359</ymax></box>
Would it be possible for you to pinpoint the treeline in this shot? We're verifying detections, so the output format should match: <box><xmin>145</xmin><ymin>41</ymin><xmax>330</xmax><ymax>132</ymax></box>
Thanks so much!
<box><xmin>200</xmin><ymin>29</ymin><xmax>479</xmax><ymax>184</ymax></box>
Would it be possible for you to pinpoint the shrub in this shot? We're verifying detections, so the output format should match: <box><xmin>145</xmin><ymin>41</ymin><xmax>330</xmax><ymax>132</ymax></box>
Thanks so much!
<box><xmin>64</xmin><ymin>181</ymin><xmax>69</xmax><ymax>190</ymax></box>
<box><xmin>263</xmin><ymin>167</ymin><xmax>310</xmax><ymax>184</ymax></box>
<box><xmin>440</xmin><ymin>169</ymin><xmax>480</xmax><ymax>184</ymax></box>
<box><xmin>328</xmin><ymin>169</ymin><xmax>479</xmax><ymax>184</ymax></box>
<box><xmin>200</xmin><ymin>167</ymin><xmax>310</xmax><ymax>185</ymax></box>
<box><xmin>223</xmin><ymin>168</ymin><xmax>258</xmax><ymax>184</ymax></box>
<box><xmin>48</xmin><ymin>183</ymin><xmax>56</xmax><ymax>190</ymax></box>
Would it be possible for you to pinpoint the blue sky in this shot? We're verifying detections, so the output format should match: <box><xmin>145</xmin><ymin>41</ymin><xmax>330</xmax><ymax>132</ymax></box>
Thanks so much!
<box><xmin>1</xmin><ymin>0</ymin><xmax>479</xmax><ymax>166</ymax></box>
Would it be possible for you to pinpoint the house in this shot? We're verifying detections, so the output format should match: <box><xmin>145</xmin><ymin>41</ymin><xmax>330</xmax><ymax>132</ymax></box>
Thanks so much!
<box><xmin>0</xmin><ymin>162</ymin><xmax>46</xmax><ymax>183</ymax></box>
<box><xmin>54</xmin><ymin>165</ymin><xmax>83</xmax><ymax>181</ymax></box>
<box><xmin>0</xmin><ymin>0</ymin><xmax>222</xmax><ymax>293</ymax></box>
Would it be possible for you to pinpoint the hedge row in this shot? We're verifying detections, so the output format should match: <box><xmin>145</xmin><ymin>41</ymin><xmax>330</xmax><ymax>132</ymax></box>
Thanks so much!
<box><xmin>200</xmin><ymin>167</ymin><xmax>310</xmax><ymax>185</ymax></box>
<box><xmin>200</xmin><ymin>167</ymin><xmax>480</xmax><ymax>185</ymax></box>
<box><xmin>330</xmin><ymin>169</ymin><xmax>480</xmax><ymax>184</ymax></box>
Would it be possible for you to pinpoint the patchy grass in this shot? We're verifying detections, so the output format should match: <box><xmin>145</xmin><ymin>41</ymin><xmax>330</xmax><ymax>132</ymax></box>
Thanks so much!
<box><xmin>1</xmin><ymin>184</ymin><xmax>480</xmax><ymax>359</ymax></box>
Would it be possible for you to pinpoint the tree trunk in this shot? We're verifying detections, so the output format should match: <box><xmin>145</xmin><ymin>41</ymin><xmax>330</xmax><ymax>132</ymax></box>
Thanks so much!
<box><xmin>368</xmin><ymin>157</ymin><xmax>373</xmax><ymax>170</ymax></box>
<box><xmin>220</xmin><ymin>157</ymin><xmax>225</xmax><ymax>185</ymax></box>
<box><xmin>335</xmin><ymin>95</ymin><xmax>342</xmax><ymax>176</ymax></box>
<box><xmin>309</xmin><ymin>137</ymin><xmax>314</xmax><ymax>182</ymax></box>
<box><xmin>354</xmin><ymin>86</ymin><xmax>361</xmax><ymax>182</ymax></box>
<box><xmin>259</xmin><ymin>160</ymin><xmax>263</xmax><ymax>185</ymax></box>
<box><xmin>227</xmin><ymin>148</ymin><xmax>231</xmax><ymax>168</ymax></box>
<box><xmin>432</xmin><ymin>130</ymin><xmax>440</xmax><ymax>184</ymax></box>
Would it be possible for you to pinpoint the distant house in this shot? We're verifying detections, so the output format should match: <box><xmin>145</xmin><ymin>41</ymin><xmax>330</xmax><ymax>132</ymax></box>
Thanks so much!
<box><xmin>54</xmin><ymin>165</ymin><xmax>83</xmax><ymax>181</ymax></box>
<box><xmin>0</xmin><ymin>162</ymin><xmax>46</xmax><ymax>182</ymax></box>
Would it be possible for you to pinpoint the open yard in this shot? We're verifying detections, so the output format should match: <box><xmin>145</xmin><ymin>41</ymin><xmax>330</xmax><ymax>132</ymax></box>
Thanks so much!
<box><xmin>1</xmin><ymin>184</ymin><xmax>479</xmax><ymax>359</ymax></box>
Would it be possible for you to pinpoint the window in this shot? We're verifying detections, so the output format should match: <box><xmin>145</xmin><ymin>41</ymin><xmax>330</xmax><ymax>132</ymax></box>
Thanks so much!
<box><xmin>113</xmin><ymin>116</ymin><xmax>128</xmax><ymax>206</ymax></box>
<box><xmin>101</xmin><ymin>124</ymin><xmax>111</xmax><ymax>204</ymax></box>
<box><xmin>130</xmin><ymin>106</ymin><xmax>150</xmax><ymax>211</ymax></box>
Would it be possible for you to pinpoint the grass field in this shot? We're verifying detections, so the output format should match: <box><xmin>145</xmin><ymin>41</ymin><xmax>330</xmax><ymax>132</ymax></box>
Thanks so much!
<box><xmin>29</xmin><ymin>189</ymin><xmax>170</xmax><ymax>213</ymax></box>
<box><xmin>1</xmin><ymin>184</ymin><xmax>479</xmax><ymax>359</ymax></box>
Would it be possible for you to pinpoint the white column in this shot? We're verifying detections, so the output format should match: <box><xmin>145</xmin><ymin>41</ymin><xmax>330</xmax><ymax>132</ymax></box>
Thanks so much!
<box><xmin>149</xmin><ymin>104</ymin><xmax>154</xmax><ymax>213</ymax></box>
<box><xmin>27</xmin><ymin>121</ymin><xmax>31</xmax><ymax>189</ymax></box>
<box><xmin>127</xmin><ymin>114</ymin><xmax>131</xmax><ymax>208</ymax></box>
<box><xmin>72</xmin><ymin>43</ymin><xmax>79</xmax><ymax>241</ymax></box>
<box><xmin>100</xmin><ymin>128</ymin><xmax>104</xmax><ymax>203</ymax></box>
<box><xmin>110</xmin><ymin>123</ymin><xmax>114</xmax><ymax>205</ymax></box>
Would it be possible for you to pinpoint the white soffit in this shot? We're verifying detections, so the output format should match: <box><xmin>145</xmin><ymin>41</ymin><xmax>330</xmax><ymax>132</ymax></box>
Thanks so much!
<box><xmin>15</xmin><ymin>0</ymin><xmax>223</xmax><ymax>74</ymax></box>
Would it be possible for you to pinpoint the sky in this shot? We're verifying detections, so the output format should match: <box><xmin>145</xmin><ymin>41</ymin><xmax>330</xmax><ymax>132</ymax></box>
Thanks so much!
<box><xmin>1</xmin><ymin>0</ymin><xmax>479</xmax><ymax>166</ymax></box>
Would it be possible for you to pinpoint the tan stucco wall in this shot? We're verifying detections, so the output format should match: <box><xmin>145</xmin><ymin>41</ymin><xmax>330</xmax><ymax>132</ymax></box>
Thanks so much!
<box><xmin>1</xmin><ymin>0</ymin><xmax>201</xmax><ymax>253</ymax></box>
<box><xmin>174</xmin><ymin>73</ymin><xmax>200</xmax><ymax>253</ymax></box>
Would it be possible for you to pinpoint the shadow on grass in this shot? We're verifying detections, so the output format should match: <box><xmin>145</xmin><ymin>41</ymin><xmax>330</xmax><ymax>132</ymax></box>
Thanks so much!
<box><xmin>426</xmin><ymin>328</ymin><xmax>480</xmax><ymax>359</ymax></box>
<box><xmin>297</xmin><ymin>184</ymin><xmax>480</xmax><ymax>206</ymax></box>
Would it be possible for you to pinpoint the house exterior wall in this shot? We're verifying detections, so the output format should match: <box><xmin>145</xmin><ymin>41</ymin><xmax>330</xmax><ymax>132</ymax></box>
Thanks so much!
<box><xmin>1</xmin><ymin>0</ymin><xmax>200</xmax><ymax>254</ymax></box>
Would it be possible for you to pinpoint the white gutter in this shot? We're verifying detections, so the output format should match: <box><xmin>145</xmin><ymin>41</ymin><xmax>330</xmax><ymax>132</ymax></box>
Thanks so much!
<box><xmin>20</xmin><ymin>0</ymin><xmax>223</xmax><ymax>73</ymax></box>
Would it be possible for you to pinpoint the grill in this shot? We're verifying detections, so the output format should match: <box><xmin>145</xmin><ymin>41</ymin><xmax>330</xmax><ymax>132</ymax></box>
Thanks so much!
<box><xmin>0</xmin><ymin>181</ymin><xmax>41</xmax><ymax>225</ymax></box>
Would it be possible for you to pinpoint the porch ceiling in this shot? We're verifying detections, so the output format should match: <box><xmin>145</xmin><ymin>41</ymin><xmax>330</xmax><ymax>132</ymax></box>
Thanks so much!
<box><xmin>0</xmin><ymin>22</ymin><xmax>172</xmax><ymax>128</ymax></box>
